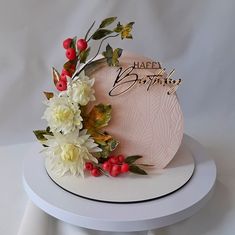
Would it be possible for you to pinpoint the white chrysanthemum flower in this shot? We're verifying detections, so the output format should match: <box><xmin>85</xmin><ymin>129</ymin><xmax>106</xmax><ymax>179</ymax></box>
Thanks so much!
<box><xmin>66</xmin><ymin>71</ymin><xmax>95</xmax><ymax>106</ymax></box>
<box><xmin>42</xmin><ymin>130</ymin><xmax>101</xmax><ymax>177</ymax></box>
<box><xmin>42</xmin><ymin>95</ymin><xmax>83</xmax><ymax>134</ymax></box>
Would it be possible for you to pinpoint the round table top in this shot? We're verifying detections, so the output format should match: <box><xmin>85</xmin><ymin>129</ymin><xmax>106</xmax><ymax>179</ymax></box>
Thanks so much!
<box><xmin>23</xmin><ymin>135</ymin><xmax>216</xmax><ymax>232</ymax></box>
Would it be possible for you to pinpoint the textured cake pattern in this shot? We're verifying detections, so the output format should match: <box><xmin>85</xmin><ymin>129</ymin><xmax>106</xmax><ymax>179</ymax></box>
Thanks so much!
<box><xmin>89</xmin><ymin>53</ymin><xmax>183</xmax><ymax>168</ymax></box>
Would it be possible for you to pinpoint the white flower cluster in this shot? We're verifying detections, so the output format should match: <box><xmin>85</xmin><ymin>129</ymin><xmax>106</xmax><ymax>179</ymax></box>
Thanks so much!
<box><xmin>42</xmin><ymin>96</ymin><xmax>83</xmax><ymax>134</ymax></box>
<box><xmin>66</xmin><ymin>71</ymin><xmax>95</xmax><ymax>106</ymax></box>
<box><xmin>42</xmin><ymin>130</ymin><xmax>100</xmax><ymax>177</ymax></box>
<box><xmin>42</xmin><ymin>71</ymin><xmax>101</xmax><ymax>176</ymax></box>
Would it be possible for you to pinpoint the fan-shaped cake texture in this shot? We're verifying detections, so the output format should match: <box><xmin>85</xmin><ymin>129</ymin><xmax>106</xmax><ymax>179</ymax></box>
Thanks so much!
<box><xmin>88</xmin><ymin>52</ymin><xmax>183</xmax><ymax>168</ymax></box>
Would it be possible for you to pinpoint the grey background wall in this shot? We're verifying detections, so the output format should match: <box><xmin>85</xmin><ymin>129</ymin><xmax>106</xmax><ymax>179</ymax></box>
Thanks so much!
<box><xmin>0</xmin><ymin>0</ymin><xmax>234</xmax><ymax>145</ymax></box>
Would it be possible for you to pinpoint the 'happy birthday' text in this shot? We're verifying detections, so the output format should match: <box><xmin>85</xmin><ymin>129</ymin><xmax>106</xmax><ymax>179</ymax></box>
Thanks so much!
<box><xmin>109</xmin><ymin>65</ymin><xmax>181</xmax><ymax>96</ymax></box>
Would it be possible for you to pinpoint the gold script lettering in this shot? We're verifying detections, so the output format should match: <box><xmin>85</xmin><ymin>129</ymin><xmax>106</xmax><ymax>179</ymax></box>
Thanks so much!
<box><xmin>109</xmin><ymin>65</ymin><xmax>181</xmax><ymax>96</ymax></box>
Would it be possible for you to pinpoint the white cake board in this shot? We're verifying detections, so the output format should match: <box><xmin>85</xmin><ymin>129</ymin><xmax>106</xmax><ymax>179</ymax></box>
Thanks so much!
<box><xmin>45</xmin><ymin>142</ymin><xmax>194</xmax><ymax>203</ymax></box>
<box><xmin>23</xmin><ymin>135</ymin><xmax>216</xmax><ymax>232</ymax></box>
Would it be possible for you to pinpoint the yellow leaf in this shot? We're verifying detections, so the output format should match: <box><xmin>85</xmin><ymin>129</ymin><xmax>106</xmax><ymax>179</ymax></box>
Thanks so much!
<box><xmin>43</xmin><ymin>92</ymin><xmax>54</xmax><ymax>100</ymax></box>
<box><xmin>52</xmin><ymin>67</ymin><xmax>60</xmax><ymax>86</ymax></box>
<box><xmin>83</xmin><ymin>104</ymin><xmax>112</xmax><ymax>131</ymax></box>
<box><xmin>121</xmin><ymin>22</ymin><xmax>134</xmax><ymax>39</ymax></box>
<box><xmin>91</xmin><ymin>131</ymin><xmax>112</xmax><ymax>142</ymax></box>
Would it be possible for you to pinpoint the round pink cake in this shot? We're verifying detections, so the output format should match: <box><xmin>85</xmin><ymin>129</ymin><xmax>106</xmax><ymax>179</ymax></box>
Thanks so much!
<box><xmin>87</xmin><ymin>52</ymin><xmax>183</xmax><ymax>169</ymax></box>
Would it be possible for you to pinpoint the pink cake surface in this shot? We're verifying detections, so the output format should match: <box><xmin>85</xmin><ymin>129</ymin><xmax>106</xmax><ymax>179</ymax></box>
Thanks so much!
<box><xmin>88</xmin><ymin>52</ymin><xmax>183</xmax><ymax>168</ymax></box>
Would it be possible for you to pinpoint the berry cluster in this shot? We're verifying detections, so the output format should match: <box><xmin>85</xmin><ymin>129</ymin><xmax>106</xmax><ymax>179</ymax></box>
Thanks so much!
<box><xmin>84</xmin><ymin>154</ymin><xmax>149</xmax><ymax>178</ymax></box>
<box><xmin>53</xmin><ymin>17</ymin><xmax>135</xmax><ymax>95</ymax></box>
<box><xmin>84</xmin><ymin>155</ymin><xmax>130</xmax><ymax>177</ymax></box>
<box><xmin>63</xmin><ymin>38</ymin><xmax>88</xmax><ymax>59</ymax></box>
<box><xmin>56</xmin><ymin>38</ymin><xmax>88</xmax><ymax>92</ymax></box>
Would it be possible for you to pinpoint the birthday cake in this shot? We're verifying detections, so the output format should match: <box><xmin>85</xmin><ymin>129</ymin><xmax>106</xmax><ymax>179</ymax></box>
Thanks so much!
<box><xmin>34</xmin><ymin>17</ymin><xmax>193</xmax><ymax>202</ymax></box>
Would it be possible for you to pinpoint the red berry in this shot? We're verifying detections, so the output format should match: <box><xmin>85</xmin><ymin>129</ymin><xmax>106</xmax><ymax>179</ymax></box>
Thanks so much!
<box><xmin>56</xmin><ymin>80</ymin><xmax>67</xmax><ymax>91</ymax></box>
<box><xmin>121</xmin><ymin>163</ymin><xmax>129</xmax><ymax>173</ymax></box>
<box><xmin>61</xmin><ymin>68</ymin><xmax>71</xmax><ymax>76</ymax></box>
<box><xmin>77</xmin><ymin>39</ymin><xmax>87</xmax><ymax>51</ymax></box>
<box><xmin>110</xmin><ymin>170</ymin><xmax>119</xmax><ymax>177</ymax></box>
<box><xmin>61</xmin><ymin>69</ymin><xmax>71</xmax><ymax>82</ymax></box>
<box><xmin>91</xmin><ymin>168</ymin><xmax>101</xmax><ymax>177</ymax></box>
<box><xmin>109</xmin><ymin>165</ymin><xmax>121</xmax><ymax>177</ymax></box>
<box><xmin>109</xmin><ymin>156</ymin><xmax>119</xmax><ymax>164</ymax></box>
<box><xmin>63</xmin><ymin>38</ymin><xmax>72</xmax><ymax>49</ymax></box>
<box><xmin>118</xmin><ymin>154</ymin><xmax>125</xmax><ymax>163</ymax></box>
<box><xmin>108</xmin><ymin>155</ymin><xmax>114</xmax><ymax>163</ymax></box>
<box><xmin>66</xmin><ymin>48</ymin><xmax>76</xmax><ymax>60</ymax></box>
<box><xmin>60</xmin><ymin>74</ymin><xmax>67</xmax><ymax>82</ymax></box>
<box><xmin>85</xmin><ymin>162</ymin><xmax>93</xmax><ymax>171</ymax></box>
<box><xmin>102</xmin><ymin>161</ymin><xmax>112</xmax><ymax>171</ymax></box>
<box><xmin>112</xmin><ymin>165</ymin><xmax>121</xmax><ymax>174</ymax></box>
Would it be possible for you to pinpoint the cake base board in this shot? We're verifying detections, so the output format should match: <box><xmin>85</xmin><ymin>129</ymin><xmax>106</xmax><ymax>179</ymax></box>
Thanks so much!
<box><xmin>45</xmin><ymin>142</ymin><xmax>195</xmax><ymax>203</ymax></box>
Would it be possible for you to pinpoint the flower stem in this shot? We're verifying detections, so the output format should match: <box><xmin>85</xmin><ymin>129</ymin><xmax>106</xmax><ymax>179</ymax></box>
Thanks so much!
<box><xmin>72</xmin><ymin>33</ymin><xmax>119</xmax><ymax>79</ymax></box>
<box><xmin>85</xmin><ymin>21</ymin><xmax>96</xmax><ymax>41</ymax></box>
<box><xmin>99</xmin><ymin>167</ymin><xmax>109</xmax><ymax>177</ymax></box>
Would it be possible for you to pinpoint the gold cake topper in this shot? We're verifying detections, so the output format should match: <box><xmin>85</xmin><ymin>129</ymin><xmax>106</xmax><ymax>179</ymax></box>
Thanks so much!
<box><xmin>109</xmin><ymin>62</ymin><xmax>182</xmax><ymax>96</ymax></box>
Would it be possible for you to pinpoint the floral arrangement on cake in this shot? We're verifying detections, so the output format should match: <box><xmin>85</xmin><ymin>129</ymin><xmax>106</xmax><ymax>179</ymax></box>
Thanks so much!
<box><xmin>34</xmin><ymin>17</ymin><xmax>151</xmax><ymax>178</ymax></box>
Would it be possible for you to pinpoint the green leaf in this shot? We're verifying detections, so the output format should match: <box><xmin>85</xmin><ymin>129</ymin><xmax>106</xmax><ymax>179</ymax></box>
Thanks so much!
<box><xmin>102</xmin><ymin>44</ymin><xmax>113</xmax><ymax>57</ymax></box>
<box><xmin>33</xmin><ymin>129</ymin><xmax>52</xmax><ymax>142</ymax></box>
<box><xmin>108</xmin><ymin>138</ymin><xmax>119</xmax><ymax>151</ymax></box>
<box><xmin>63</xmin><ymin>60</ymin><xmax>77</xmax><ymax>75</ymax></box>
<box><xmin>126</xmin><ymin>22</ymin><xmax>135</xmax><ymax>27</ymax></box>
<box><xmin>113</xmin><ymin>22</ymin><xmax>122</xmax><ymax>33</ymax></box>
<box><xmin>102</xmin><ymin>44</ymin><xmax>122</xmax><ymax>66</ymax></box>
<box><xmin>96</xmin><ymin>138</ymin><xmax>119</xmax><ymax>158</ymax></box>
<box><xmin>85</xmin><ymin>21</ymin><xmax>96</xmax><ymax>40</ymax></box>
<box><xmin>129</xmin><ymin>165</ymin><xmax>148</xmax><ymax>175</ymax></box>
<box><xmin>136</xmin><ymin>163</ymin><xmax>155</xmax><ymax>167</ymax></box>
<box><xmin>71</xmin><ymin>36</ymin><xmax>77</xmax><ymax>49</ymax></box>
<box><xmin>92</xmin><ymin>29</ymin><xmax>113</xmax><ymax>40</ymax></box>
<box><xmin>114</xmin><ymin>48</ymin><xmax>123</xmax><ymax>57</ymax></box>
<box><xmin>112</xmin><ymin>48</ymin><xmax>123</xmax><ymax>66</ymax></box>
<box><xmin>102</xmin><ymin>44</ymin><xmax>113</xmax><ymax>66</ymax></box>
<box><xmin>124</xmin><ymin>155</ymin><xmax>143</xmax><ymax>164</ymax></box>
<box><xmin>80</xmin><ymin>47</ymin><xmax>90</xmax><ymax>63</ymax></box>
<box><xmin>63</xmin><ymin>61</ymin><xmax>71</xmax><ymax>70</ymax></box>
<box><xmin>99</xmin><ymin>17</ymin><xmax>117</xmax><ymax>28</ymax></box>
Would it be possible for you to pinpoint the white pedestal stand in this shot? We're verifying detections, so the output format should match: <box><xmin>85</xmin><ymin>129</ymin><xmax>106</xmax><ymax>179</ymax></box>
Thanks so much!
<box><xmin>23</xmin><ymin>135</ymin><xmax>216</xmax><ymax>234</ymax></box>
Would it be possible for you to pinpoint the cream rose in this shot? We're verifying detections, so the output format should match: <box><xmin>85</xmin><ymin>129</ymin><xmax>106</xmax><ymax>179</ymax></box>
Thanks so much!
<box><xmin>42</xmin><ymin>95</ymin><xmax>83</xmax><ymax>134</ymax></box>
<box><xmin>66</xmin><ymin>71</ymin><xmax>95</xmax><ymax>106</ymax></box>
<box><xmin>42</xmin><ymin>130</ymin><xmax>101</xmax><ymax>177</ymax></box>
